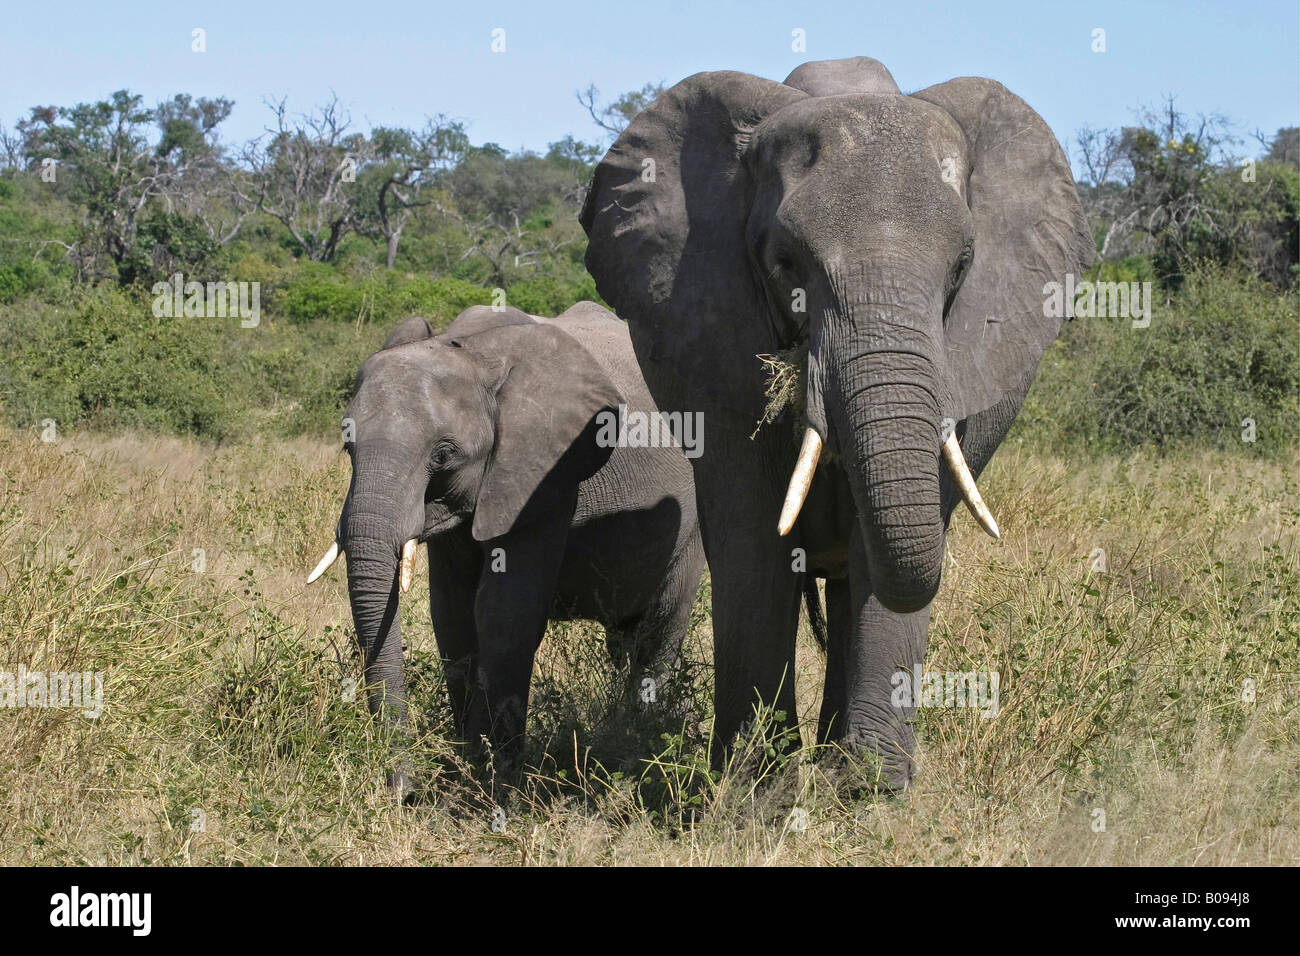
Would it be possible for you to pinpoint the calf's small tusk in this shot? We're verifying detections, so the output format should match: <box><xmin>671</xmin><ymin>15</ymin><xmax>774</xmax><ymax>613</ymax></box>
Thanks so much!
<box><xmin>307</xmin><ymin>541</ymin><xmax>340</xmax><ymax>584</ymax></box>
<box><xmin>777</xmin><ymin>428</ymin><xmax>823</xmax><ymax>536</ymax></box>
<box><xmin>942</xmin><ymin>432</ymin><xmax>1000</xmax><ymax>540</ymax></box>
<box><xmin>399</xmin><ymin>539</ymin><xmax>417</xmax><ymax>594</ymax></box>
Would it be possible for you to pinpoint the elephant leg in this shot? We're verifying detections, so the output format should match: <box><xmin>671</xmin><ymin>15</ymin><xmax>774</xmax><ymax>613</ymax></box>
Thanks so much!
<box><xmin>426</xmin><ymin>533</ymin><xmax>483</xmax><ymax>739</ymax></box>
<box><xmin>693</xmin><ymin>432</ymin><xmax>803</xmax><ymax>767</ymax></box>
<box><xmin>611</xmin><ymin>539</ymin><xmax>705</xmax><ymax>719</ymax></box>
<box><xmin>467</xmin><ymin>505</ymin><xmax>573</xmax><ymax>771</ymax></box>
<box><xmin>631</xmin><ymin>536</ymin><xmax>704</xmax><ymax>685</ymax></box>
<box><xmin>823</xmin><ymin>523</ymin><xmax>931</xmax><ymax>791</ymax></box>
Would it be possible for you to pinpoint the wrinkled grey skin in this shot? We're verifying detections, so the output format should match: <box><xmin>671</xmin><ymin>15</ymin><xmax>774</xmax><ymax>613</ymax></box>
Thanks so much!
<box><xmin>582</xmin><ymin>57</ymin><xmax>1093</xmax><ymax>789</ymax></box>
<box><xmin>336</xmin><ymin>301</ymin><xmax>703</xmax><ymax>788</ymax></box>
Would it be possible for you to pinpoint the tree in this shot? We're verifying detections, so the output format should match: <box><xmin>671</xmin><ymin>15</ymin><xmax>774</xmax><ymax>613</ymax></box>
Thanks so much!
<box><xmin>16</xmin><ymin>90</ymin><xmax>236</xmax><ymax>283</ymax></box>
<box><xmin>1123</xmin><ymin>99</ymin><xmax>1238</xmax><ymax>287</ymax></box>
<box><xmin>576</xmin><ymin>82</ymin><xmax>665</xmax><ymax>141</ymax></box>
<box><xmin>355</xmin><ymin>118</ymin><xmax>468</xmax><ymax>269</ymax></box>
<box><xmin>1264</xmin><ymin>127</ymin><xmax>1299</xmax><ymax>166</ymax></box>
<box><xmin>1207</xmin><ymin>130</ymin><xmax>1299</xmax><ymax>286</ymax></box>
<box><xmin>153</xmin><ymin>94</ymin><xmax>254</xmax><ymax>251</ymax></box>
<box><xmin>1076</xmin><ymin>104</ymin><xmax>1298</xmax><ymax>288</ymax></box>
<box><xmin>1074</xmin><ymin>125</ymin><xmax>1138</xmax><ymax>261</ymax></box>
<box><xmin>0</xmin><ymin>122</ymin><xmax>21</xmax><ymax>169</ymax></box>
<box><xmin>440</xmin><ymin>141</ymin><xmax>595</xmax><ymax>288</ymax></box>
<box><xmin>245</xmin><ymin>96</ymin><xmax>368</xmax><ymax>262</ymax></box>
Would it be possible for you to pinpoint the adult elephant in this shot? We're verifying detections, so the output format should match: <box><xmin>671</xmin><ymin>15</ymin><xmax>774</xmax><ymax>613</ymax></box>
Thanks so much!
<box><xmin>580</xmin><ymin>57</ymin><xmax>1093</xmax><ymax>789</ymax></box>
<box><xmin>308</xmin><ymin>302</ymin><xmax>704</xmax><ymax>788</ymax></box>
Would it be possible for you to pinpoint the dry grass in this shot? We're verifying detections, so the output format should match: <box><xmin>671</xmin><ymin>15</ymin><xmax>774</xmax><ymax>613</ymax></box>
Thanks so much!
<box><xmin>1</xmin><ymin>425</ymin><xmax>1296</xmax><ymax>865</ymax></box>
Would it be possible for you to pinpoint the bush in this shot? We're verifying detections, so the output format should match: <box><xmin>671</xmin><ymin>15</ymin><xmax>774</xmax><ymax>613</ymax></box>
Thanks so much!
<box><xmin>0</xmin><ymin>173</ymin><xmax>77</xmax><ymax>300</ymax></box>
<box><xmin>1016</xmin><ymin>264</ymin><xmax>1300</xmax><ymax>454</ymax></box>
<box><xmin>0</xmin><ymin>260</ymin><xmax>54</xmax><ymax>303</ymax></box>
<box><xmin>504</xmin><ymin>274</ymin><xmax>601</xmax><ymax>315</ymax></box>
<box><xmin>271</xmin><ymin>267</ymin><xmax>492</xmax><ymax>326</ymax></box>
<box><xmin>282</xmin><ymin>276</ymin><xmax>364</xmax><ymax>322</ymax></box>
<box><xmin>0</xmin><ymin>285</ymin><xmax>393</xmax><ymax>442</ymax></box>
<box><xmin>0</xmin><ymin>286</ymin><xmax>238</xmax><ymax>439</ymax></box>
<box><xmin>375</xmin><ymin>275</ymin><xmax>493</xmax><ymax>328</ymax></box>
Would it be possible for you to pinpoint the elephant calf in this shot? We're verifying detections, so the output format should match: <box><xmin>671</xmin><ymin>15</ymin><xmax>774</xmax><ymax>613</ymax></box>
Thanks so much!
<box><xmin>308</xmin><ymin>301</ymin><xmax>704</xmax><ymax>786</ymax></box>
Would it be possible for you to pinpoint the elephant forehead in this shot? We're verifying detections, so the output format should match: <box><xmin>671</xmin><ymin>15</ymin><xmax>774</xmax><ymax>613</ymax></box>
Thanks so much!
<box><xmin>754</xmin><ymin>96</ymin><xmax>970</xmax><ymax>210</ymax></box>
<box><xmin>757</xmin><ymin>94</ymin><xmax>964</xmax><ymax>160</ymax></box>
<box><xmin>355</xmin><ymin>347</ymin><xmax>483</xmax><ymax>416</ymax></box>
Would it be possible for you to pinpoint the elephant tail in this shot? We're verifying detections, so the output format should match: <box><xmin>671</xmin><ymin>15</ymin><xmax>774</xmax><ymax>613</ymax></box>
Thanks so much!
<box><xmin>803</xmin><ymin>576</ymin><xmax>827</xmax><ymax>654</ymax></box>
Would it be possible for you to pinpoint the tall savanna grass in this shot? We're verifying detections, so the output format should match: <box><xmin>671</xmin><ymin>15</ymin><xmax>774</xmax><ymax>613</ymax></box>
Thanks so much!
<box><xmin>2</xmin><ymin>425</ymin><xmax>1295</xmax><ymax>864</ymax></box>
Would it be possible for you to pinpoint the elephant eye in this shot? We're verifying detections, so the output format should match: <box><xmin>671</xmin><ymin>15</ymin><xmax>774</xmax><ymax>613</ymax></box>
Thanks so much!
<box><xmin>956</xmin><ymin>243</ymin><xmax>974</xmax><ymax>279</ymax></box>
<box><xmin>945</xmin><ymin>243</ymin><xmax>975</xmax><ymax>317</ymax></box>
<box><xmin>430</xmin><ymin>441</ymin><xmax>458</xmax><ymax>467</ymax></box>
<box><xmin>769</xmin><ymin>248</ymin><xmax>798</xmax><ymax>280</ymax></box>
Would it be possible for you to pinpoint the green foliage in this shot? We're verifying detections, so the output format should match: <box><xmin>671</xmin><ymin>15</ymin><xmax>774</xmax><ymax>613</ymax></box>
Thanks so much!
<box><xmin>0</xmin><ymin>259</ymin><xmax>54</xmax><ymax>303</ymax></box>
<box><xmin>0</xmin><ymin>269</ymin><xmax>531</xmax><ymax>443</ymax></box>
<box><xmin>1125</xmin><ymin>125</ymin><xmax>1216</xmax><ymax>285</ymax></box>
<box><xmin>273</xmin><ymin>267</ymin><xmax>494</xmax><ymax>325</ymax></box>
<box><xmin>1205</xmin><ymin>158</ymin><xmax>1300</xmax><ymax>287</ymax></box>
<box><xmin>0</xmin><ymin>286</ymin><xmax>237</xmax><ymax>438</ymax></box>
<box><xmin>15</xmin><ymin>90</ymin><xmax>233</xmax><ymax>283</ymax></box>
<box><xmin>119</xmin><ymin>210</ymin><xmax>223</xmax><ymax>284</ymax></box>
<box><xmin>0</xmin><ymin>85</ymin><xmax>1292</xmax><ymax>461</ymax></box>
<box><xmin>1015</xmin><ymin>264</ymin><xmax>1300</xmax><ymax>454</ymax></box>
<box><xmin>1078</xmin><ymin>115</ymin><xmax>1299</xmax><ymax>290</ymax></box>
<box><xmin>504</xmin><ymin>273</ymin><xmax>600</xmax><ymax>315</ymax></box>
<box><xmin>0</xmin><ymin>172</ymin><xmax>78</xmax><ymax>297</ymax></box>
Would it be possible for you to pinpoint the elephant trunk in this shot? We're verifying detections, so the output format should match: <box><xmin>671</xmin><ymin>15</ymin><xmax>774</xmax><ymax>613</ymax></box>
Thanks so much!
<box><xmin>341</xmin><ymin>476</ymin><xmax>412</xmax><ymax>724</ymax></box>
<box><xmin>814</xmin><ymin>300</ymin><xmax>947</xmax><ymax>614</ymax></box>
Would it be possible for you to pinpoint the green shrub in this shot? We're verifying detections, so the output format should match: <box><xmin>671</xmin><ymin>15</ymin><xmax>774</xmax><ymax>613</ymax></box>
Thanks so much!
<box><xmin>0</xmin><ymin>260</ymin><xmax>54</xmax><ymax>303</ymax></box>
<box><xmin>270</xmin><ymin>267</ymin><xmax>492</xmax><ymax>327</ymax></box>
<box><xmin>1017</xmin><ymin>264</ymin><xmax>1299</xmax><ymax>454</ymax></box>
<box><xmin>0</xmin><ymin>286</ymin><xmax>238</xmax><ymax>438</ymax></box>
<box><xmin>504</xmin><ymin>274</ymin><xmax>601</xmax><ymax>315</ymax></box>
<box><xmin>0</xmin><ymin>174</ymin><xmax>78</xmax><ymax>299</ymax></box>
<box><xmin>375</xmin><ymin>275</ymin><xmax>493</xmax><ymax>328</ymax></box>
<box><xmin>276</xmin><ymin>265</ymin><xmax>367</xmax><ymax>323</ymax></box>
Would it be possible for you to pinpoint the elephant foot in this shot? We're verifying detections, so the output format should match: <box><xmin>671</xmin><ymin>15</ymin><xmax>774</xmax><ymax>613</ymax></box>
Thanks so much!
<box><xmin>385</xmin><ymin>769</ymin><xmax>414</xmax><ymax>802</ymax></box>
<box><xmin>816</xmin><ymin>731</ymin><xmax>916</xmax><ymax>798</ymax></box>
<box><xmin>385</xmin><ymin>754</ymin><xmax>416</xmax><ymax>804</ymax></box>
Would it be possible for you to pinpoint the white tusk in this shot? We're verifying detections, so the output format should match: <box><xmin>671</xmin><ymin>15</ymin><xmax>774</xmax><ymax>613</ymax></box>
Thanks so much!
<box><xmin>778</xmin><ymin>428</ymin><xmax>823</xmax><ymax>536</ymax></box>
<box><xmin>942</xmin><ymin>432</ymin><xmax>1000</xmax><ymax>540</ymax></box>
<box><xmin>307</xmin><ymin>541</ymin><xmax>340</xmax><ymax>584</ymax></box>
<box><xmin>399</xmin><ymin>539</ymin><xmax>417</xmax><ymax>594</ymax></box>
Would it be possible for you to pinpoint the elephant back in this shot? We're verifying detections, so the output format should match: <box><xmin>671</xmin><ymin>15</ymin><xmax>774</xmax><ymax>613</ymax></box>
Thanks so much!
<box><xmin>538</xmin><ymin>302</ymin><xmax>661</xmax><ymax>424</ymax></box>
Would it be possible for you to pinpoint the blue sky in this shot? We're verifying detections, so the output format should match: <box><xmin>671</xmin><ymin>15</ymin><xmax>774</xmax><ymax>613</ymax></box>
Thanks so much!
<box><xmin>2</xmin><ymin>0</ymin><xmax>1297</xmax><ymax>170</ymax></box>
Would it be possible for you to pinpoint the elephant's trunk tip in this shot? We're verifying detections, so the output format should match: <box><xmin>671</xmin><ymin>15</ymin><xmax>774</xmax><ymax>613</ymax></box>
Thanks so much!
<box><xmin>942</xmin><ymin>433</ymin><xmax>1000</xmax><ymax>540</ymax></box>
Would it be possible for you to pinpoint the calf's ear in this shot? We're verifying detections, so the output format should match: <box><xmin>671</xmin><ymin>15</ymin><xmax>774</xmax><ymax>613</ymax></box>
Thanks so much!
<box><xmin>459</xmin><ymin>323</ymin><xmax>623</xmax><ymax>542</ymax></box>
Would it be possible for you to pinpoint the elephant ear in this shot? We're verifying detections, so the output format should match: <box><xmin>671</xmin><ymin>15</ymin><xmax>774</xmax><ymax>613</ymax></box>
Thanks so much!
<box><xmin>456</xmin><ymin>323</ymin><xmax>623</xmax><ymax>542</ymax></box>
<box><xmin>912</xmin><ymin>78</ymin><xmax>1095</xmax><ymax>422</ymax></box>
<box><xmin>783</xmin><ymin>56</ymin><xmax>900</xmax><ymax>96</ymax></box>
<box><xmin>581</xmin><ymin>71</ymin><xmax>807</xmax><ymax>419</ymax></box>
<box><xmin>381</xmin><ymin>316</ymin><xmax>435</xmax><ymax>349</ymax></box>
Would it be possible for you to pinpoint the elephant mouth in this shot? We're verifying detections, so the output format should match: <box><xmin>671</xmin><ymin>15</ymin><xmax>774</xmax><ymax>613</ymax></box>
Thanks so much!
<box><xmin>305</xmin><ymin>512</ymin><xmax>463</xmax><ymax>592</ymax></box>
<box><xmin>762</xmin><ymin>341</ymin><xmax>1000</xmax><ymax>542</ymax></box>
<box><xmin>420</xmin><ymin>510</ymin><xmax>464</xmax><ymax>540</ymax></box>
<box><xmin>776</xmin><ymin>425</ymin><xmax>1001</xmax><ymax>541</ymax></box>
